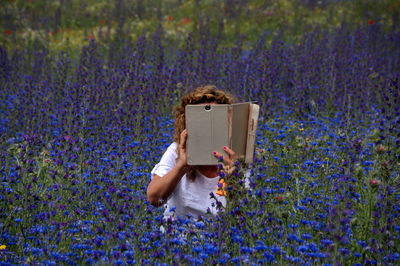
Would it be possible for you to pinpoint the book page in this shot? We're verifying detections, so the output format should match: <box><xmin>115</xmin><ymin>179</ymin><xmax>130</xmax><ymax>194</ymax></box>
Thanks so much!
<box><xmin>245</xmin><ymin>103</ymin><xmax>260</xmax><ymax>163</ymax></box>
<box><xmin>232</xmin><ymin>103</ymin><xmax>250</xmax><ymax>159</ymax></box>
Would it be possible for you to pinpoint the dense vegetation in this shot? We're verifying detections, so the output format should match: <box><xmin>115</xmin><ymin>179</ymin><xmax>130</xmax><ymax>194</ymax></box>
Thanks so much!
<box><xmin>1</xmin><ymin>0</ymin><xmax>399</xmax><ymax>51</ymax></box>
<box><xmin>0</xmin><ymin>0</ymin><xmax>399</xmax><ymax>264</ymax></box>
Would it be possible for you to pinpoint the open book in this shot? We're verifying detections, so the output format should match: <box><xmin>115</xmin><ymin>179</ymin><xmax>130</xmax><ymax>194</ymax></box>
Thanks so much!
<box><xmin>185</xmin><ymin>102</ymin><xmax>260</xmax><ymax>165</ymax></box>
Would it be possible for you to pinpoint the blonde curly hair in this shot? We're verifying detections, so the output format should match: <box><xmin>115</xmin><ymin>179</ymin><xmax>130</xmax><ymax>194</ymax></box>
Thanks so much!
<box><xmin>174</xmin><ymin>85</ymin><xmax>235</xmax><ymax>181</ymax></box>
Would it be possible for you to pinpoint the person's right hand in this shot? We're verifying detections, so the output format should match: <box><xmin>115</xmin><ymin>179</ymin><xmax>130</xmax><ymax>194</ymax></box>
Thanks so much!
<box><xmin>176</xmin><ymin>129</ymin><xmax>188</xmax><ymax>167</ymax></box>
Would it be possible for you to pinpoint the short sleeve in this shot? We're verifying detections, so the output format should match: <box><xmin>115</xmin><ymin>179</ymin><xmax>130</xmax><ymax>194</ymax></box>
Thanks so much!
<box><xmin>150</xmin><ymin>143</ymin><xmax>178</xmax><ymax>178</ymax></box>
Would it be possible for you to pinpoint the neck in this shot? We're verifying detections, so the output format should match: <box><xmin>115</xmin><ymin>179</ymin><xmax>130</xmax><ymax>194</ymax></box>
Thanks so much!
<box><xmin>197</xmin><ymin>165</ymin><xmax>219</xmax><ymax>178</ymax></box>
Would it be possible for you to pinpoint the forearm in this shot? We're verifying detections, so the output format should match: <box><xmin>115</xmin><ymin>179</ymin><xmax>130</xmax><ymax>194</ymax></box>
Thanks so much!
<box><xmin>147</xmin><ymin>161</ymin><xmax>188</xmax><ymax>206</ymax></box>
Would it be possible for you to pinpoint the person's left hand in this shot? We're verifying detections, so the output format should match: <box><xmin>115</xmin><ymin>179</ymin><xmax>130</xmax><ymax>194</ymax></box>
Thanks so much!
<box><xmin>213</xmin><ymin>146</ymin><xmax>236</xmax><ymax>177</ymax></box>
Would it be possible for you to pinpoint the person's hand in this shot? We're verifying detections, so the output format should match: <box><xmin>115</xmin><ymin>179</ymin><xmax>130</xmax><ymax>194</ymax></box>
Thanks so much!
<box><xmin>213</xmin><ymin>146</ymin><xmax>236</xmax><ymax>177</ymax></box>
<box><xmin>176</xmin><ymin>129</ymin><xmax>188</xmax><ymax>168</ymax></box>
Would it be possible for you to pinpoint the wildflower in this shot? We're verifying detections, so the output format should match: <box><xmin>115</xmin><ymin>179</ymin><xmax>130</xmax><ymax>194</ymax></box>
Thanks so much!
<box><xmin>181</xmin><ymin>17</ymin><xmax>191</xmax><ymax>24</ymax></box>
<box><xmin>301</xmin><ymin>233</ymin><xmax>313</xmax><ymax>240</ymax></box>
<box><xmin>369</xmin><ymin>179</ymin><xmax>380</xmax><ymax>188</ymax></box>
<box><xmin>368</xmin><ymin>19</ymin><xmax>375</xmax><ymax>25</ymax></box>
<box><xmin>363</xmin><ymin>160</ymin><xmax>374</xmax><ymax>166</ymax></box>
<box><xmin>353</xmin><ymin>252</ymin><xmax>362</xmax><ymax>258</ymax></box>
<box><xmin>390</xmin><ymin>253</ymin><xmax>399</xmax><ymax>260</ymax></box>
<box><xmin>216</xmin><ymin>178</ymin><xmax>226</xmax><ymax>196</ymax></box>
<box><xmin>274</xmin><ymin>195</ymin><xmax>285</xmax><ymax>202</ymax></box>
<box><xmin>0</xmin><ymin>245</ymin><xmax>6</xmax><ymax>250</ymax></box>
<box><xmin>166</xmin><ymin>16</ymin><xmax>174</xmax><ymax>22</ymax></box>
<box><xmin>176</xmin><ymin>17</ymin><xmax>191</xmax><ymax>27</ymax></box>
<box><xmin>194</xmin><ymin>221</ymin><xmax>205</xmax><ymax>229</ymax></box>
<box><xmin>320</xmin><ymin>239</ymin><xmax>333</xmax><ymax>246</ymax></box>
<box><xmin>4</xmin><ymin>30</ymin><xmax>12</xmax><ymax>35</ymax></box>
<box><xmin>298</xmin><ymin>245</ymin><xmax>308</xmax><ymax>252</ymax></box>
<box><xmin>339</xmin><ymin>248</ymin><xmax>350</xmax><ymax>255</ymax></box>
<box><xmin>376</xmin><ymin>144</ymin><xmax>386</xmax><ymax>153</ymax></box>
<box><xmin>256</xmin><ymin>148</ymin><xmax>265</xmax><ymax>154</ymax></box>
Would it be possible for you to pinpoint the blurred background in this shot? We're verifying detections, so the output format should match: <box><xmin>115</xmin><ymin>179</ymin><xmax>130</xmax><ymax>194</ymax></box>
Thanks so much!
<box><xmin>1</xmin><ymin>0</ymin><xmax>399</xmax><ymax>52</ymax></box>
<box><xmin>1</xmin><ymin>0</ymin><xmax>399</xmax><ymax>138</ymax></box>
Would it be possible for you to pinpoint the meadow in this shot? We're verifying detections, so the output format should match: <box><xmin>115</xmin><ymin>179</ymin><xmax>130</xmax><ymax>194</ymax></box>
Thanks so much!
<box><xmin>1</xmin><ymin>0</ymin><xmax>400</xmax><ymax>265</ymax></box>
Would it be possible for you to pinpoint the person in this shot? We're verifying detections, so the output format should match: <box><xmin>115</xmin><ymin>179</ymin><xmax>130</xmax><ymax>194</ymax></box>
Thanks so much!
<box><xmin>147</xmin><ymin>85</ymin><xmax>241</xmax><ymax>220</ymax></box>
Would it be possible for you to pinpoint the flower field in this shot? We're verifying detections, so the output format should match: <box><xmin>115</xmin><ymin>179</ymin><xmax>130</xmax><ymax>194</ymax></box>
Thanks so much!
<box><xmin>1</xmin><ymin>2</ymin><xmax>400</xmax><ymax>264</ymax></box>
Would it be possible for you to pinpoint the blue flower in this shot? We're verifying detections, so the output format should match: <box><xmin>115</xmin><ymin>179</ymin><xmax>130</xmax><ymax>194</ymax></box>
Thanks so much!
<box><xmin>363</xmin><ymin>160</ymin><xmax>374</xmax><ymax>166</ymax></box>
<box><xmin>298</xmin><ymin>245</ymin><xmax>308</xmax><ymax>252</ymax></box>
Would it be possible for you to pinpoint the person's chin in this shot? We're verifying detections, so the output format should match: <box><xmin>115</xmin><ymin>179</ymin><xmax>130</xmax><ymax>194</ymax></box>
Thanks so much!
<box><xmin>198</xmin><ymin>165</ymin><xmax>218</xmax><ymax>168</ymax></box>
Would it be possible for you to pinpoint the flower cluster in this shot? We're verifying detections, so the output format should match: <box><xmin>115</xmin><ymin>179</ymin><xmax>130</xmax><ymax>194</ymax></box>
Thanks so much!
<box><xmin>0</xmin><ymin>20</ymin><xmax>399</xmax><ymax>265</ymax></box>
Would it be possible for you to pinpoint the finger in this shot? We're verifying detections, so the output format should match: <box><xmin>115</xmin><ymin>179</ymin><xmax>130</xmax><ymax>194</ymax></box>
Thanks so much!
<box><xmin>223</xmin><ymin>146</ymin><xmax>236</xmax><ymax>160</ymax></box>
<box><xmin>213</xmin><ymin>151</ymin><xmax>232</xmax><ymax>165</ymax></box>
<box><xmin>180</xmin><ymin>129</ymin><xmax>188</xmax><ymax>149</ymax></box>
<box><xmin>223</xmin><ymin>164</ymin><xmax>236</xmax><ymax>175</ymax></box>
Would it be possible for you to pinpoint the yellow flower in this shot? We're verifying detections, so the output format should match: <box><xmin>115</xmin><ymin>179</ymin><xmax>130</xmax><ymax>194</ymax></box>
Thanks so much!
<box><xmin>0</xmin><ymin>244</ymin><xmax>6</xmax><ymax>250</ymax></box>
<box><xmin>216</xmin><ymin>178</ymin><xmax>226</xmax><ymax>196</ymax></box>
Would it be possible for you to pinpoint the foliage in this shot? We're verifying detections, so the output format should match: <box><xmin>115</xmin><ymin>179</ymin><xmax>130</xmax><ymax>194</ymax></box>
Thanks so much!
<box><xmin>0</xmin><ymin>0</ymin><xmax>399</xmax><ymax>52</ymax></box>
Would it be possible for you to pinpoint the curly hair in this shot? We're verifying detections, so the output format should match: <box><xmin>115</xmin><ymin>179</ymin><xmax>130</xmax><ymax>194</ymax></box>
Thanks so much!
<box><xmin>174</xmin><ymin>85</ymin><xmax>235</xmax><ymax>181</ymax></box>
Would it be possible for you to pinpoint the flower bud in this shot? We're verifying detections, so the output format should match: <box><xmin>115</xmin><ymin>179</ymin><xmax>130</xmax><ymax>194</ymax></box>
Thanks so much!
<box><xmin>376</xmin><ymin>144</ymin><xmax>386</xmax><ymax>153</ymax></box>
<box><xmin>369</xmin><ymin>179</ymin><xmax>380</xmax><ymax>188</ymax></box>
<box><xmin>274</xmin><ymin>195</ymin><xmax>285</xmax><ymax>202</ymax></box>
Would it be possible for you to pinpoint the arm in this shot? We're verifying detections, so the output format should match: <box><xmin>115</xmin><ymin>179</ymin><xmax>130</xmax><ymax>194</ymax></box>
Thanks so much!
<box><xmin>147</xmin><ymin>130</ymin><xmax>188</xmax><ymax>206</ymax></box>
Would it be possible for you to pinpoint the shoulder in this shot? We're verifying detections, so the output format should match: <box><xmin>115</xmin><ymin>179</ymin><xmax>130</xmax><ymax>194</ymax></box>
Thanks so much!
<box><xmin>166</xmin><ymin>142</ymin><xmax>178</xmax><ymax>153</ymax></box>
<box><xmin>169</xmin><ymin>142</ymin><xmax>178</xmax><ymax>150</ymax></box>
<box><xmin>161</xmin><ymin>142</ymin><xmax>178</xmax><ymax>159</ymax></box>
<box><xmin>151</xmin><ymin>142</ymin><xmax>178</xmax><ymax>177</ymax></box>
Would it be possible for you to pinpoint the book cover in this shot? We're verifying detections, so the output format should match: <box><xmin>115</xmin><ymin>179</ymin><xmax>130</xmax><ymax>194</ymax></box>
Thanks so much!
<box><xmin>185</xmin><ymin>102</ymin><xmax>259</xmax><ymax>165</ymax></box>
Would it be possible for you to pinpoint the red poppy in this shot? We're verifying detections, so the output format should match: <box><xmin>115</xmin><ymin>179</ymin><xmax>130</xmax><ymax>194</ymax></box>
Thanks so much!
<box><xmin>166</xmin><ymin>16</ymin><xmax>174</xmax><ymax>22</ymax></box>
<box><xmin>4</xmin><ymin>30</ymin><xmax>12</xmax><ymax>36</ymax></box>
<box><xmin>368</xmin><ymin>19</ymin><xmax>375</xmax><ymax>25</ymax></box>
<box><xmin>176</xmin><ymin>17</ymin><xmax>191</xmax><ymax>27</ymax></box>
<box><xmin>182</xmin><ymin>17</ymin><xmax>191</xmax><ymax>24</ymax></box>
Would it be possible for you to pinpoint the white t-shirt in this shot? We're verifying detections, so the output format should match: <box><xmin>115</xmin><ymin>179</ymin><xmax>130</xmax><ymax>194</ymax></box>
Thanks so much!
<box><xmin>151</xmin><ymin>142</ymin><xmax>227</xmax><ymax>219</ymax></box>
